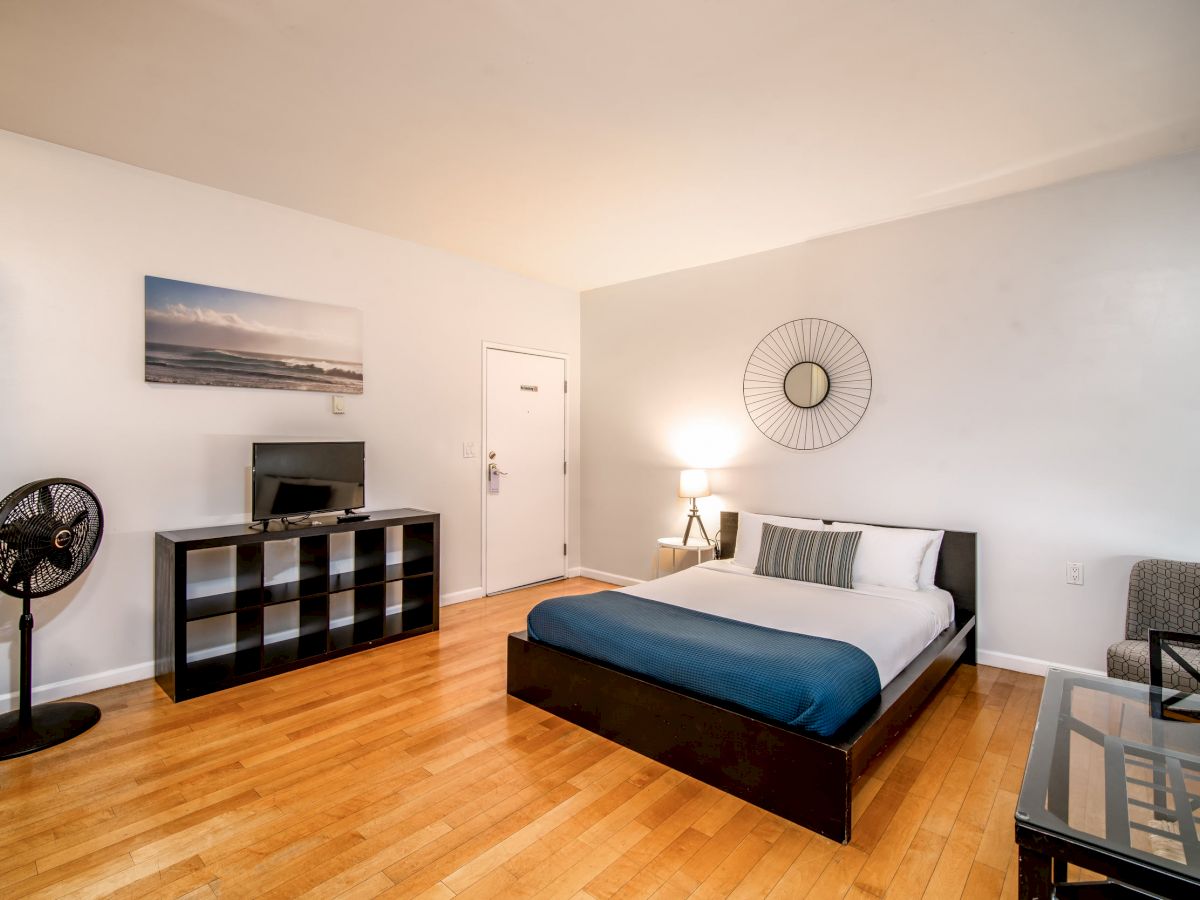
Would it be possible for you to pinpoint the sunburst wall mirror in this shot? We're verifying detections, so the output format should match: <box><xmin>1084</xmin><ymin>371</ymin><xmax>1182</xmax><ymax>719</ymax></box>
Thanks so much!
<box><xmin>743</xmin><ymin>318</ymin><xmax>872</xmax><ymax>451</ymax></box>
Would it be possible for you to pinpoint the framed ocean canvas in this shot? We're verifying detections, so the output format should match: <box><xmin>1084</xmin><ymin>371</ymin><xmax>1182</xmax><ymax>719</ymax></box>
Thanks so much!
<box><xmin>144</xmin><ymin>276</ymin><xmax>363</xmax><ymax>393</ymax></box>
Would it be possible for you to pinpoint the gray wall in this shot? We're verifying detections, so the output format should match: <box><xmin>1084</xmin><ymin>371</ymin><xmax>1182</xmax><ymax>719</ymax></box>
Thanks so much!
<box><xmin>581</xmin><ymin>152</ymin><xmax>1200</xmax><ymax>673</ymax></box>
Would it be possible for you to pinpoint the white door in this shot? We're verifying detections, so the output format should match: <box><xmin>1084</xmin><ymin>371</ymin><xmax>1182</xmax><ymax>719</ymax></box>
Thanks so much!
<box><xmin>484</xmin><ymin>348</ymin><xmax>567</xmax><ymax>594</ymax></box>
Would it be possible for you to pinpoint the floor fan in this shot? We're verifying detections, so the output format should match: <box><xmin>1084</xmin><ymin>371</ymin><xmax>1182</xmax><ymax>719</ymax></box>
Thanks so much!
<box><xmin>0</xmin><ymin>478</ymin><xmax>104</xmax><ymax>760</ymax></box>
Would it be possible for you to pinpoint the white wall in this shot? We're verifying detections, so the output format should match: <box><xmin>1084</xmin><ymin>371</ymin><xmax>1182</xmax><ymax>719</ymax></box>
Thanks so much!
<box><xmin>581</xmin><ymin>152</ymin><xmax>1200</xmax><ymax>675</ymax></box>
<box><xmin>0</xmin><ymin>131</ymin><xmax>581</xmax><ymax>707</ymax></box>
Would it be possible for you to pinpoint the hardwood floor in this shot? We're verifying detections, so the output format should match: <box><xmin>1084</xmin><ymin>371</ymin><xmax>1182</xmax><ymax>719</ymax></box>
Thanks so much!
<box><xmin>0</xmin><ymin>577</ymin><xmax>1043</xmax><ymax>899</ymax></box>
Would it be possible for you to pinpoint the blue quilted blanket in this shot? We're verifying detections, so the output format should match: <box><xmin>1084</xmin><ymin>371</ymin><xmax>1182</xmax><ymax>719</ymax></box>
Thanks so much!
<box><xmin>526</xmin><ymin>590</ymin><xmax>881</xmax><ymax>737</ymax></box>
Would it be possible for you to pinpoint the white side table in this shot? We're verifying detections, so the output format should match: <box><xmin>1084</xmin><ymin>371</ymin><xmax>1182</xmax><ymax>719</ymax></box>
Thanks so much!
<box><xmin>655</xmin><ymin>537</ymin><xmax>716</xmax><ymax>578</ymax></box>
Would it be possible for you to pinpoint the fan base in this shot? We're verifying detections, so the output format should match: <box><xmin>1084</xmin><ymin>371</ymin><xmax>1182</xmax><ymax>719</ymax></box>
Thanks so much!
<box><xmin>0</xmin><ymin>702</ymin><xmax>101</xmax><ymax>760</ymax></box>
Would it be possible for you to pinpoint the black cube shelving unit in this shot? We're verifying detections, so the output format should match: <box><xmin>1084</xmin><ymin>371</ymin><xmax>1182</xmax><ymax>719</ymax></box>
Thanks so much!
<box><xmin>155</xmin><ymin>508</ymin><xmax>439</xmax><ymax>701</ymax></box>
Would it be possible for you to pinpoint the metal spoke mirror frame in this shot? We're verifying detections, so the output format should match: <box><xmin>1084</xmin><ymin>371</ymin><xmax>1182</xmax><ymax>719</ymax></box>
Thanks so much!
<box><xmin>743</xmin><ymin>318</ymin><xmax>872</xmax><ymax>451</ymax></box>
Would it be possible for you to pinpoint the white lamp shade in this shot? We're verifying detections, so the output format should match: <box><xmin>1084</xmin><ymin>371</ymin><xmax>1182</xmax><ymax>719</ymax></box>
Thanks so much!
<box><xmin>678</xmin><ymin>469</ymin><xmax>710</xmax><ymax>499</ymax></box>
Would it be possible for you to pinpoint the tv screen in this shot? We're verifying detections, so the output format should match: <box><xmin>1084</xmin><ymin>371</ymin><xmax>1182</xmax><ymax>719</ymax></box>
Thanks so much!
<box><xmin>252</xmin><ymin>442</ymin><xmax>365</xmax><ymax>521</ymax></box>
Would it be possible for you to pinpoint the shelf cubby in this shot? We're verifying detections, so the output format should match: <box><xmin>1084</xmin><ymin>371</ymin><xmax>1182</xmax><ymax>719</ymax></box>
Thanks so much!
<box><xmin>155</xmin><ymin>508</ymin><xmax>440</xmax><ymax>701</ymax></box>
<box><xmin>402</xmin><ymin>576</ymin><xmax>436</xmax><ymax>631</ymax></box>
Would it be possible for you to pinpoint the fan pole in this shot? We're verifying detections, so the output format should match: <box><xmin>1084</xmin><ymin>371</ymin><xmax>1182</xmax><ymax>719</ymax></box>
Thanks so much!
<box><xmin>19</xmin><ymin>590</ymin><xmax>33</xmax><ymax>727</ymax></box>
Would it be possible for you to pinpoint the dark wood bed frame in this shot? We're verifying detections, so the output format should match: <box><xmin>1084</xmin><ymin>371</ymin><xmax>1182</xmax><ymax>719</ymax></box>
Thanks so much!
<box><xmin>506</xmin><ymin>511</ymin><xmax>977</xmax><ymax>843</ymax></box>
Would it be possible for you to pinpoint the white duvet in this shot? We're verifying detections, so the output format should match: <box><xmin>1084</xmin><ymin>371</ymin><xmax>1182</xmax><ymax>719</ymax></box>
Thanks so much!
<box><xmin>619</xmin><ymin>559</ymin><xmax>955</xmax><ymax>688</ymax></box>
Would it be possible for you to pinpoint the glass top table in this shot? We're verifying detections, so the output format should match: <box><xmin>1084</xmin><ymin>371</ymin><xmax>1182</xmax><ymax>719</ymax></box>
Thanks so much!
<box><xmin>1015</xmin><ymin>668</ymin><xmax>1200</xmax><ymax>898</ymax></box>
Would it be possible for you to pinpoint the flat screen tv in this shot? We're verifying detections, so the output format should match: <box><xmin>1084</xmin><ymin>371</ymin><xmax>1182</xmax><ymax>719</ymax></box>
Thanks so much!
<box><xmin>252</xmin><ymin>441</ymin><xmax>365</xmax><ymax>522</ymax></box>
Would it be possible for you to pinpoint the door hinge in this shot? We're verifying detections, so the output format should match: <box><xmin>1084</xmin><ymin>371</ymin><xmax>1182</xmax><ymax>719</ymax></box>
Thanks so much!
<box><xmin>564</xmin><ymin>379</ymin><xmax>568</xmax><ymax>393</ymax></box>
<box><xmin>563</xmin><ymin>543</ymin><xmax>568</xmax><ymax>556</ymax></box>
<box><xmin>563</xmin><ymin>460</ymin><xmax>567</xmax><ymax>474</ymax></box>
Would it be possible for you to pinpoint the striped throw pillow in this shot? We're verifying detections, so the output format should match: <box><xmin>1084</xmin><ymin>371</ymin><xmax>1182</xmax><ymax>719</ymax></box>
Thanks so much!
<box><xmin>754</xmin><ymin>523</ymin><xmax>861</xmax><ymax>589</ymax></box>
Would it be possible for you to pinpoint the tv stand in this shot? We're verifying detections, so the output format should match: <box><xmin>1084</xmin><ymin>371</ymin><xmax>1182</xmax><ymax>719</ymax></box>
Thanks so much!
<box><xmin>154</xmin><ymin>508</ymin><xmax>439</xmax><ymax>701</ymax></box>
<box><xmin>250</xmin><ymin>517</ymin><xmax>323</xmax><ymax>532</ymax></box>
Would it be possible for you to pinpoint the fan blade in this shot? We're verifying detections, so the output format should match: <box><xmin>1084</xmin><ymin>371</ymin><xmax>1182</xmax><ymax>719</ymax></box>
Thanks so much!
<box><xmin>8</xmin><ymin>554</ymin><xmax>41</xmax><ymax>590</ymax></box>
<box><xmin>69</xmin><ymin>509</ymin><xmax>89</xmax><ymax>531</ymax></box>
<box><xmin>38</xmin><ymin>485</ymin><xmax>54</xmax><ymax>516</ymax></box>
<box><xmin>47</xmin><ymin>547</ymin><xmax>75</xmax><ymax>573</ymax></box>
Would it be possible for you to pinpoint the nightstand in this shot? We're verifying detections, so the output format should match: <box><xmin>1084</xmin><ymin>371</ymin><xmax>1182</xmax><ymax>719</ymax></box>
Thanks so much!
<box><xmin>655</xmin><ymin>537</ymin><xmax>716</xmax><ymax>578</ymax></box>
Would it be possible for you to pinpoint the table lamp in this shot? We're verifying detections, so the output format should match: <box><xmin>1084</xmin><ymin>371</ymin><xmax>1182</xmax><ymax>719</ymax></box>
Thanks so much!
<box><xmin>678</xmin><ymin>469</ymin><xmax>711</xmax><ymax>546</ymax></box>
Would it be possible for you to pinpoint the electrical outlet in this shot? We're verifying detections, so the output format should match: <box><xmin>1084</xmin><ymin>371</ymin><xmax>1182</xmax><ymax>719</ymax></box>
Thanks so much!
<box><xmin>1066</xmin><ymin>562</ymin><xmax>1084</xmax><ymax>585</ymax></box>
<box><xmin>463</xmin><ymin>441</ymin><xmax>477</xmax><ymax>458</ymax></box>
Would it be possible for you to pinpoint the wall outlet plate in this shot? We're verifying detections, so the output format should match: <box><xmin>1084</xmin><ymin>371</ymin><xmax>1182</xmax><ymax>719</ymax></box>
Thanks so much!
<box><xmin>1066</xmin><ymin>562</ymin><xmax>1084</xmax><ymax>585</ymax></box>
<box><xmin>463</xmin><ymin>441</ymin><xmax>477</xmax><ymax>458</ymax></box>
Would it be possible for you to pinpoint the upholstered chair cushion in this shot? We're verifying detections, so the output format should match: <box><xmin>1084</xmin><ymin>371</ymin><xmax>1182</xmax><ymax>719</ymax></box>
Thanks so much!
<box><xmin>1107</xmin><ymin>639</ymin><xmax>1200</xmax><ymax>693</ymax></box>
<box><xmin>1125</xmin><ymin>559</ymin><xmax>1200</xmax><ymax>639</ymax></box>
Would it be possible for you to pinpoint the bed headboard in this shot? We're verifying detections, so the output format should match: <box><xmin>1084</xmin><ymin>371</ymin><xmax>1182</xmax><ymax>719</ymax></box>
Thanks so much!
<box><xmin>717</xmin><ymin>510</ymin><xmax>977</xmax><ymax>618</ymax></box>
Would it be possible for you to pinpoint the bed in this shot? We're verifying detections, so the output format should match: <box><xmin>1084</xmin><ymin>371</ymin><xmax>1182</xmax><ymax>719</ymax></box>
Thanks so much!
<box><xmin>506</xmin><ymin>511</ymin><xmax>977</xmax><ymax>843</ymax></box>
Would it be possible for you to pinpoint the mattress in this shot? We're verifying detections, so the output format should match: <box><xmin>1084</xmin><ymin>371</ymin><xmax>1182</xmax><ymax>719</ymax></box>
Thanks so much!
<box><xmin>524</xmin><ymin>560</ymin><xmax>956</xmax><ymax>736</ymax></box>
<box><xmin>619</xmin><ymin>559</ymin><xmax>955</xmax><ymax>689</ymax></box>
<box><xmin>526</xmin><ymin>589</ymin><xmax>882</xmax><ymax>736</ymax></box>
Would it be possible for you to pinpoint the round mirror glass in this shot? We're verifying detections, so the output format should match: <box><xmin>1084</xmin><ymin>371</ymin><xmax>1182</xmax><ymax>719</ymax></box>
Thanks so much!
<box><xmin>784</xmin><ymin>362</ymin><xmax>830</xmax><ymax>408</ymax></box>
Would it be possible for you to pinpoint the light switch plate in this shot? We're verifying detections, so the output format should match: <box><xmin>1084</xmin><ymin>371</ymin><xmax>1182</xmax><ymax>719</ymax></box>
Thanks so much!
<box><xmin>463</xmin><ymin>441</ymin><xmax>477</xmax><ymax>458</ymax></box>
<box><xmin>331</xmin><ymin>395</ymin><xmax>346</xmax><ymax>414</ymax></box>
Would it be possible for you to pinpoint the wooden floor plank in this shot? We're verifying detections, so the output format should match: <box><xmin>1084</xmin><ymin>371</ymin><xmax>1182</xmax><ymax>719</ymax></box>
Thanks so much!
<box><xmin>883</xmin><ymin>827</ymin><xmax>946</xmax><ymax>898</ymax></box>
<box><xmin>0</xmin><ymin>577</ymin><xmax>1040</xmax><ymax>899</ymax></box>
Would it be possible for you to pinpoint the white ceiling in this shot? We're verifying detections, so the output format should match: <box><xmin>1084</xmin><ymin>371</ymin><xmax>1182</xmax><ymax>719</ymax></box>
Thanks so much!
<box><xmin>2</xmin><ymin>1</ymin><xmax>1198</xmax><ymax>290</ymax></box>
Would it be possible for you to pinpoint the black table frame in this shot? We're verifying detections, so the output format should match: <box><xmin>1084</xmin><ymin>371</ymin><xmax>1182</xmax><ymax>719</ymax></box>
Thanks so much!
<box><xmin>1015</xmin><ymin>670</ymin><xmax>1200</xmax><ymax>900</ymax></box>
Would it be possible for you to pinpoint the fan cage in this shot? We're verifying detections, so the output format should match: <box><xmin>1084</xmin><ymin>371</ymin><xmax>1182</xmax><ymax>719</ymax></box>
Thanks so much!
<box><xmin>0</xmin><ymin>479</ymin><xmax>104</xmax><ymax>598</ymax></box>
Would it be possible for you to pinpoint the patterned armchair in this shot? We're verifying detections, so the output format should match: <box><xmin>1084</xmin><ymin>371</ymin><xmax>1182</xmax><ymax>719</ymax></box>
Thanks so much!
<box><xmin>1107</xmin><ymin>559</ymin><xmax>1200</xmax><ymax>691</ymax></box>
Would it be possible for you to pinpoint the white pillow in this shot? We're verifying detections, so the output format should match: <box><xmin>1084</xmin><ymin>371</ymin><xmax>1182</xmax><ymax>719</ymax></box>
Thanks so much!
<box><xmin>828</xmin><ymin>522</ymin><xmax>936</xmax><ymax>591</ymax></box>
<box><xmin>733</xmin><ymin>512</ymin><xmax>826</xmax><ymax>571</ymax></box>
<box><xmin>918</xmin><ymin>530</ymin><xmax>945</xmax><ymax>589</ymax></box>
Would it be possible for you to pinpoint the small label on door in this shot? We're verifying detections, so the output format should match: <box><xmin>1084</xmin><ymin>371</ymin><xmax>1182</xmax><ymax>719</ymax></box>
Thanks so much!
<box><xmin>520</xmin><ymin>385</ymin><xmax>538</xmax><ymax>392</ymax></box>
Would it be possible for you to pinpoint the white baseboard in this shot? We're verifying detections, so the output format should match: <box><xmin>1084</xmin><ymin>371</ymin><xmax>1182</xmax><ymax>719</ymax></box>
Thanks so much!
<box><xmin>441</xmin><ymin>586</ymin><xmax>484</xmax><ymax>606</ymax></box>
<box><xmin>578</xmin><ymin>568</ymin><xmax>643</xmax><ymax>587</ymax></box>
<box><xmin>567</xmin><ymin>567</ymin><xmax>582</xmax><ymax>578</ymax></box>
<box><xmin>2</xmin><ymin>609</ymin><xmax>1100</xmax><ymax>716</ymax></box>
<box><xmin>977</xmin><ymin>649</ymin><xmax>1104</xmax><ymax>679</ymax></box>
<box><xmin>0</xmin><ymin>660</ymin><xmax>156</xmax><ymax>713</ymax></box>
